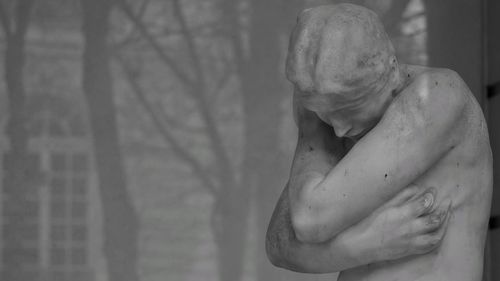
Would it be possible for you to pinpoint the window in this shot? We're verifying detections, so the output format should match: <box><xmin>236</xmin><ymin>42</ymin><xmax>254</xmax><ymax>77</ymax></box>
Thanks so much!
<box><xmin>1</xmin><ymin>152</ymin><xmax>41</xmax><ymax>272</ymax></box>
<box><xmin>1</xmin><ymin>95</ymin><xmax>93</xmax><ymax>280</ymax></box>
<box><xmin>48</xmin><ymin>152</ymin><xmax>90</xmax><ymax>278</ymax></box>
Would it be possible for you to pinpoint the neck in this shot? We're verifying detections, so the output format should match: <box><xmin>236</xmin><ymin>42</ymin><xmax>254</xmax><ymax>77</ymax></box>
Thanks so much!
<box><xmin>376</xmin><ymin>66</ymin><xmax>407</xmax><ymax>117</ymax></box>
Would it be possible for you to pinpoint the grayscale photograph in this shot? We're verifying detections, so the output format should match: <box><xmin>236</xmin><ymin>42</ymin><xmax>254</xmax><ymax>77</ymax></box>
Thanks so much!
<box><xmin>0</xmin><ymin>0</ymin><xmax>498</xmax><ymax>281</ymax></box>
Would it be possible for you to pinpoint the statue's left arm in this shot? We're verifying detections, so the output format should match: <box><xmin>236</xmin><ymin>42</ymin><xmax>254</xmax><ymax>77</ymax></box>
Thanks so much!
<box><xmin>266</xmin><ymin>180</ymin><xmax>451</xmax><ymax>273</ymax></box>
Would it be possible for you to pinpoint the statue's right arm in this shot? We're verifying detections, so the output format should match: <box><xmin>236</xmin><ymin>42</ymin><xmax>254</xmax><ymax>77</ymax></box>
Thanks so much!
<box><xmin>265</xmin><ymin>182</ymin><xmax>370</xmax><ymax>273</ymax></box>
<box><xmin>265</xmin><ymin>91</ymin><xmax>364</xmax><ymax>272</ymax></box>
<box><xmin>265</xmin><ymin>90</ymin><xmax>451</xmax><ymax>273</ymax></box>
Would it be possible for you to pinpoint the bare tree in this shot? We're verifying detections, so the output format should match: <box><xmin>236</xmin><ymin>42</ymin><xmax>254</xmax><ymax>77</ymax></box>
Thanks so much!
<box><xmin>111</xmin><ymin>0</ymin><xmax>310</xmax><ymax>280</ymax></box>
<box><xmin>111</xmin><ymin>0</ymin><xmax>254</xmax><ymax>280</ymax></box>
<box><xmin>237</xmin><ymin>0</ymin><xmax>300</xmax><ymax>279</ymax></box>
<box><xmin>80</xmin><ymin>1</ymin><xmax>139</xmax><ymax>281</ymax></box>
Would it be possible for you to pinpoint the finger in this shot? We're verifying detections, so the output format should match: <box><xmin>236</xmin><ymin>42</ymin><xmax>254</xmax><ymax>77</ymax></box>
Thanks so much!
<box><xmin>412</xmin><ymin>199</ymin><xmax>452</xmax><ymax>253</ymax></box>
<box><xmin>410</xmin><ymin>199</ymin><xmax>450</xmax><ymax>234</ymax></box>
<box><xmin>403</xmin><ymin>187</ymin><xmax>436</xmax><ymax>218</ymax></box>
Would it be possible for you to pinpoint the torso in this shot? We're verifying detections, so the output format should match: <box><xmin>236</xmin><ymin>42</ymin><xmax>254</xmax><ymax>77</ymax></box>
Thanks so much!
<box><xmin>338</xmin><ymin>66</ymin><xmax>493</xmax><ymax>281</ymax></box>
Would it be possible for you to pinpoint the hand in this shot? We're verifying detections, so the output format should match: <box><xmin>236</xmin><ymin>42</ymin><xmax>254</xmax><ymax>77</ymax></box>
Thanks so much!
<box><xmin>344</xmin><ymin>185</ymin><xmax>452</xmax><ymax>264</ymax></box>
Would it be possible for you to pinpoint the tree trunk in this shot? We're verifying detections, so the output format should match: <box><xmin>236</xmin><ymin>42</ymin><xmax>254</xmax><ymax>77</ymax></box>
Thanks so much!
<box><xmin>212</xmin><ymin>177</ymin><xmax>250</xmax><ymax>281</ymax></box>
<box><xmin>241</xmin><ymin>0</ymin><xmax>296</xmax><ymax>280</ymax></box>
<box><xmin>1</xmin><ymin>1</ymin><xmax>36</xmax><ymax>280</ymax></box>
<box><xmin>80</xmin><ymin>1</ymin><xmax>139</xmax><ymax>281</ymax></box>
<box><xmin>204</xmin><ymin>1</ymin><xmax>254</xmax><ymax>281</ymax></box>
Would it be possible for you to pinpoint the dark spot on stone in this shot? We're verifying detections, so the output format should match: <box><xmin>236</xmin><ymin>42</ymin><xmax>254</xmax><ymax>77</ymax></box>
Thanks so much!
<box><xmin>384</xmin><ymin>174</ymin><xmax>388</xmax><ymax>179</ymax></box>
<box><xmin>456</xmin><ymin>184</ymin><xmax>460</xmax><ymax>188</ymax></box>
<box><xmin>357</xmin><ymin>59</ymin><xmax>367</xmax><ymax>68</ymax></box>
<box><xmin>313</xmin><ymin>53</ymin><xmax>319</xmax><ymax>67</ymax></box>
<box><xmin>308</xmin><ymin>205</ymin><xmax>311</xmax><ymax>210</ymax></box>
<box><xmin>308</xmin><ymin>145</ymin><xmax>314</xmax><ymax>152</ymax></box>
<box><xmin>435</xmin><ymin>81</ymin><xmax>438</xmax><ymax>86</ymax></box>
<box><xmin>407</xmin><ymin>73</ymin><xmax>410</xmax><ymax>77</ymax></box>
<box><xmin>344</xmin><ymin>76</ymin><xmax>365</xmax><ymax>87</ymax></box>
<box><xmin>342</xmin><ymin>193</ymin><xmax>346</xmax><ymax>197</ymax></box>
<box><xmin>456</xmin><ymin>162</ymin><xmax>459</xmax><ymax>167</ymax></box>
<box><xmin>391</xmin><ymin>89</ymin><xmax>397</xmax><ymax>98</ymax></box>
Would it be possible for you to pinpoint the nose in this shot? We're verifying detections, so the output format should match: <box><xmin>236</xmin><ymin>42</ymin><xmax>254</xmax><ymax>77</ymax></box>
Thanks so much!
<box><xmin>333</xmin><ymin>123</ymin><xmax>351</xmax><ymax>138</ymax></box>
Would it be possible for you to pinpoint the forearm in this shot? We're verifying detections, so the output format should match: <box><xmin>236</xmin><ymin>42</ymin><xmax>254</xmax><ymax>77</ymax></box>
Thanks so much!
<box><xmin>287</xmin><ymin>138</ymin><xmax>353</xmax><ymax>243</ymax></box>
<box><xmin>288</xmin><ymin>151</ymin><xmax>346</xmax><ymax>243</ymax></box>
<box><xmin>266</xmin><ymin>183</ymin><xmax>373</xmax><ymax>273</ymax></box>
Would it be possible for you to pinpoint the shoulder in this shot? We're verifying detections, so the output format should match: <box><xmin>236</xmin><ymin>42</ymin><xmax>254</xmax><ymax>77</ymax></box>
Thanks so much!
<box><xmin>410</xmin><ymin>68</ymin><xmax>466</xmax><ymax>111</ymax></box>
<box><xmin>418</xmin><ymin>67</ymin><xmax>466</xmax><ymax>90</ymax></box>
<box><xmin>389</xmin><ymin>68</ymin><xmax>467</xmax><ymax>129</ymax></box>
<box><xmin>379</xmin><ymin>68</ymin><xmax>467</xmax><ymax>148</ymax></box>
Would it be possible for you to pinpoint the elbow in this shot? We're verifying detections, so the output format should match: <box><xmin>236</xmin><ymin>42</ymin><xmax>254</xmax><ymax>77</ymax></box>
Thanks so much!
<box><xmin>291</xmin><ymin>207</ymin><xmax>330</xmax><ymax>243</ymax></box>
<box><xmin>290</xmin><ymin>179</ymin><xmax>341</xmax><ymax>243</ymax></box>
<box><xmin>265</xmin><ymin>237</ymin><xmax>309</xmax><ymax>272</ymax></box>
<box><xmin>266</xmin><ymin>248</ymin><xmax>285</xmax><ymax>269</ymax></box>
<box><xmin>265</xmin><ymin>228</ymin><xmax>303</xmax><ymax>271</ymax></box>
<box><xmin>265</xmin><ymin>233</ymin><xmax>287</xmax><ymax>269</ymax></box>
<box><xmin>291</xmin><ymin>200</ymin><xmax>345</xmax><ymax>243</ymax></box>
<box><xmin>290</xmin><ymin>190</ymin><xmax>325</xmax><ymax>242</ymax></box>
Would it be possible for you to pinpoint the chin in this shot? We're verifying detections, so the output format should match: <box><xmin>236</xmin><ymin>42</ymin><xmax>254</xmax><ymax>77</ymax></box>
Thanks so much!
<box><xmin>348</xmin><ymin>135</ymin><xmax>362</xmax><ymax>143</ymax></box>
<box><xmin>348</xmin><ymin>129</ymin><xmax>369</xmax><ymax>142</ymax></box>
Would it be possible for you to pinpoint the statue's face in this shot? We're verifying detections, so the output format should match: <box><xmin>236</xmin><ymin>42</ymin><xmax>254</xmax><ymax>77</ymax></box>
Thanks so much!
<box><xmin>300</xmin><ymin>82</ymin><xmax>392</xmax><ymax>140</ymax></box>
<box><xmin>287</xmin><ymin>4</ymin><xmax>399</xmax><ymax>140</ymax></box>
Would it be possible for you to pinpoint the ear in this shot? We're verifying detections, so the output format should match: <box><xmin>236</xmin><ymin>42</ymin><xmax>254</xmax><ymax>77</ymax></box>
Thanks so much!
<box><xmin>388</xmin><ymin>56</ymin><xmax>401</xmax><ymax>97</ymax></box>
<box><xmin>389</xmin><ymin>55</ymin><xmax>398</xmax><ymax>70</ymax></box>
<box><xmin>388</xmin><ymin>55</ymin><xmax>400</xmax><ymax>83</ymax></box>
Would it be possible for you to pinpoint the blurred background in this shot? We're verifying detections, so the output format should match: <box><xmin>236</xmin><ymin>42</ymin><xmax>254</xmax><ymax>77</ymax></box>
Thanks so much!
<box><xmin>0</xmin><ymin>0</ymin><xmax>498</xmax><ymax>281</ymax></box>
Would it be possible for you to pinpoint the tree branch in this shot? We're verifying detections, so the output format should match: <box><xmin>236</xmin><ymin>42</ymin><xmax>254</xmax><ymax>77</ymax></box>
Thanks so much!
<box><xmin>210</xmin><ymin>66</ymin><xmax>233</xmax><ymax>98</ymax></box>
<box><xmin>115</xmin><ymin>53</ymin><xmax>218</xmax><ymax>194</ymax></box>
<box><xmin>113</xmin><ymin>0</ymin><xmax>194</xmax><ymax>87</ymax></box>
<box><xmin>171</xmin><ymin>0</ymin><xmax>203</xmax><ymax>82</ymax></box>
<box><xmin>0</xmin><ymin>0</ymin><xmax>11</xmax><ymax>35</ymax></box>
<box><xmin>170</xmin><ymin>0</ymin><xmax>235</xmax><ymax>183</ymax></box>
<box><xmin>137</xmin><ymin>0</ymin><xmax>151</xmax><ymax>18</ymax></box>
<box><xmin>154</xmin><ymin>101</ymin><xmax>206</xmax><ymax>134</ymax></box>
<box><xmin>118</xmin><ymin>0</ymin><xmax>235</xmax><ymax>188</ymax></box>
<box><xmin>219</xmin><ymin>0</ymin><xmax>246</xmax><ymax>79</ymax></box>
<box><xmin>14</xmin><ymin>0</ymin><xmax>36</xmax><ymax>37</ymax></box>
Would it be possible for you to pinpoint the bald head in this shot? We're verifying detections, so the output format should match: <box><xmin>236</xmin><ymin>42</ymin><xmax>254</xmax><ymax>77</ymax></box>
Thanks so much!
<box><xmin>286</xmin><ymin>4</ymin><xmax>396</xmax><ymax>108</ymax></box>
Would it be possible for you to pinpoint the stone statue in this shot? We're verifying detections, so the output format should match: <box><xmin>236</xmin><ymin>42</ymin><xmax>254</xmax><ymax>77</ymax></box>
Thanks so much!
<box><xmin>266</xmin><ymin>3</ymin><xmax>492</xmax><ymax>281</ymax></box>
